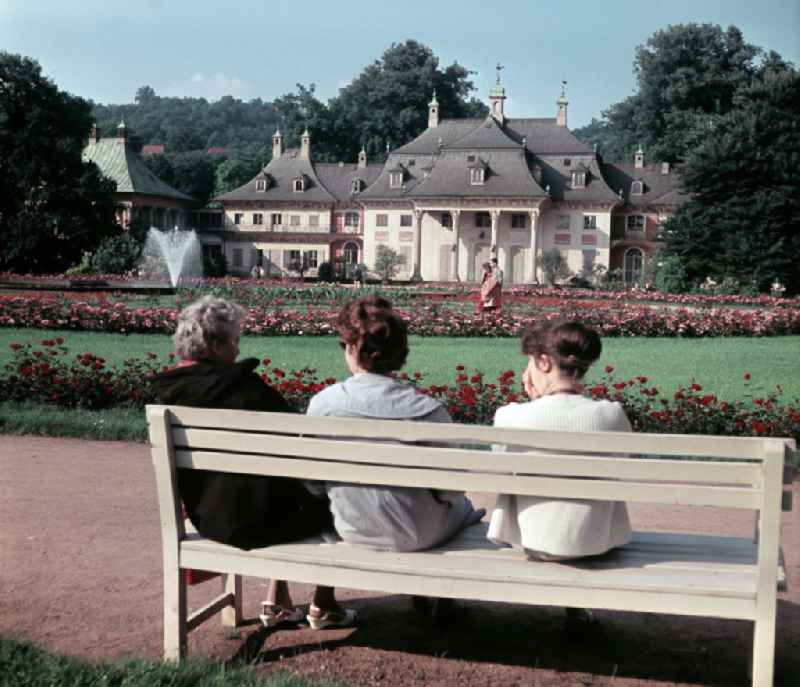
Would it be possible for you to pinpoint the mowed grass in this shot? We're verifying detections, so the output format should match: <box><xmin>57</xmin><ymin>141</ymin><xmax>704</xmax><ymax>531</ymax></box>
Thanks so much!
<box><xmin>1</xmin><ymin>328</ymin><xmax>798</xmax><ymax>401</ymax></box>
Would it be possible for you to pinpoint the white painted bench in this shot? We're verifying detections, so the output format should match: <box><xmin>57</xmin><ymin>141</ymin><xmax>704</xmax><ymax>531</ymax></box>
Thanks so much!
<box><xmin>147</xmin><ymin>404</ymin><xmax>795</xmax><ymax>686</ymax></box>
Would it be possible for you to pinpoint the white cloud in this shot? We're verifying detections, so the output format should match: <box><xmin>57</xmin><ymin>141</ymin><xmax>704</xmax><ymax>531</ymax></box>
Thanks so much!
<box><xmin>164</xmin><ymin>73</ymin><xmax>252</xmax><ymax>101</ymax></box>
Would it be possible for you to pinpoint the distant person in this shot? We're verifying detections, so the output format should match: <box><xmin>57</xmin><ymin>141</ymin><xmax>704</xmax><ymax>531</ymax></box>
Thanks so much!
<box><xmin>306</xmin><ymin>296</ymin><xmax>484</xmax><ymax>547</ymax></box>
<box><xmin>250</xmin><ymin>265</ymin><xmax>260</xmax><ymax>279</ymax></box>
<box><xmin>152</xmin><ymin>295</ymin><xmax>350</xmax><ymax>629</ymax></box>
<box><xmin>487</xmin><ymin>320</ymin><xmax>632</xmax><ymax>629</ymax></box>
<box><xmin>477</xmin><ymin>261</ymin><xmax>502</xmax><ymax>314</ymax></box>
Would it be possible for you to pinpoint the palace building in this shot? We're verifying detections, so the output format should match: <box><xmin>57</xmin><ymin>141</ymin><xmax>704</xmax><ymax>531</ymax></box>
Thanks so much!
<box><xmin>207</xmin><ymin>77</ymin><xmax>683</xmax><ymax>284</ymax></box>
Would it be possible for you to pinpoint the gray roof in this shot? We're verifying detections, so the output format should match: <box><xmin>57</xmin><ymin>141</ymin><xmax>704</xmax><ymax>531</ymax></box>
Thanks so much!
<box><xmin>602</xmin><ymin>162</ymin><xmax>685</xmax><ymax>207</ymax></box>
<box><xmin>216</xmin><ymin>149</ymin><xmax>335</xmax><ymax>203</ymax></box>
<box><xmin>82</xmin><ymin>137</ymin><xmax>193</xmax><ymax>201</ymax></box>
<box><xmin>393</xmin><ymin>119</ymin><xmax>483</xmax><ymax>154</ymax></box>
<box><xmin>445</xmin><ymin>115</ymin><xmax>521</xmax><ymax>150</ymax></box>
<box><xmin>507</xmin><ymin>118</ymin><xmax>594</xmax><ymax>155</ymax></box>
<box><xmin>534</xmin><ymin>154</ymin><xmax>620</xmax><ymax>203</ymax></box>
<box><xmin>315</xmin><ymin>162</ymin><xmax>383</xmax><ymax>202</ymax></box>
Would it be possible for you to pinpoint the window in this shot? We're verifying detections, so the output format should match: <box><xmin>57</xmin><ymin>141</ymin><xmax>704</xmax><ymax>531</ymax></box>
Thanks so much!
<box><xmin>270</xmin><ymin>213</ymin><xmax>282</xmax><ymax>226</ymax></box>
<box><xmin>255</xmin><ymin>179</ymin><xmax>266</xmax><ymax>191</ymax></box>
<box><xmin>626</xmin><ymin>215</ymin><xmax>645</xmax><ymax>232</ymax></box>
<box><xmin>581</xmin><ymin>233</ymin><xmax>597</xmax><ymax>245</ymax></box>
<box><xmin>389</xmin><ymin>171</ymin><xmax>403</xmax><ymax>188</ymax></box>
<box><xmin>293</xmin><ymin>178</ymin><xmax>305</xmax><ymax>192</ymax></box>
<box><xmin>344</xmin><ymin>211</ymin><xmax>360</xmax><ymax>227</ymax></box>
<box><xmin>351</xmin><ymin>179</ymin><xmax>362</xmax><ymax>193</ymax></box>
<box><xmin>232</xmin><ymin>248</ymin><xmax>243</xmax><ymax>267</ymax></box>
<box><xmin>631</xmin><ymin>180</ymin><xmax>644</xmax><ymax>195</ymax></box>
<box><xmin>304</xmin><ymin>250</ymin><xmax>318</xmax><ymax>268</ymax></box>
<box><xmin>308</xmin><ymin>214</ymin><xmax>319</xmax><ymax>227</ymax></box>
<box><xmin>624</xmin><ymin>248</ymin><xmax>644</xmax><ymax>285</ymax></box>
<box><xmin>234</xmin><ymin>213</ymin><xmax>243</xmax><ymax>225</ymax></box>
<box><xmin>563</xmin><ymin>158</ymin><xmax>571</xmax><ymax>167</ymax></box>
<box><xmin>400</xmin><ymin>214</ymin><xmax>413</xmax><ymax>227</ymax></box>
<box><xmin>556</xmin><ymin>215</ymin><xmax>570</xmax><ymax>230</ymax></box>
<box><xmin>467</xmin><ymin>155</ymin><xmax>476</xmax><ymax>162</ymax></box>
<box><xmin>571</xmin><ymin>171</ymin><xmax>586</xmax><ymax>188</ymax></box>
<box><xmin>252</xmin><ymin>213</ymin><xmax>263</xmax><ymax>225</ymax></box>
<box><xmin>582</xmin><ymin>249</ymin><xmax>596</xmax><ymax>275</ymax></box>
<box><xmin>343</xmin><ymin>242</ymin><xmax>358</xmax><ymax>264</ymax></box>
<box><xmin>441</xmin><ymin>213</ymin><xmax>452</xmax><ymax>228</ymax></box>
<box><xmin>475</xmin><ymin>212</ymin><xmax>491</xmax><ymax>228</ymax></box>
<box><xmin>376</xmin><ymin>214</ymin><xmax>388</xmax><ymax>227</ymax></box>
<box><xmin>554</xmin><ymin>233</ymin><xmax>571</xmax><ymax>245</ymax></box>
<box><xmin>256</xmin><ymin>249</ymin><xmax>264</xmax><ymax>266</ymax></box>
<box><xmin>290</xmin><ymin>215</ymin><xmax>301</xmax><ymax>226</ymax></box>
<box><xmin>470</xmin><ymin>168</ymin><xmax>485</xmax><ymax>185</ymax></box>
<box><xmin>583</xmin><ymin>215</ymin><xmax>597</xmax><ymax>230</ymax></box>
<box><xmin>511</xmin><ymin>214</ymin><xmax>526</xmax><ymax>229</ymax></box>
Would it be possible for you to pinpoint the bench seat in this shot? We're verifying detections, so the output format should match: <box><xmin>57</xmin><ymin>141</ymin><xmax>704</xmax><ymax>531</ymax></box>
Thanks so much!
<box><xmin>180</xmin><ymin>523</ymin><xmax>779</xmax><ymax>621</ymax></box>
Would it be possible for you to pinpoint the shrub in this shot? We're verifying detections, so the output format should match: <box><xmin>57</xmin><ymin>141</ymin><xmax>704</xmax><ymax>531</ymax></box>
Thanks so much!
<box><xmin>374</xmin><ymin>245</ymin><xmax>406</xmax><ymax>283</ymax></box>
<box><xmin>317</xmin><ymin>261</ymin><xmax>334</xmax><ymax>282</ymax></box>
<box><xmin>540</xmin><ymin>249</ymin><xmax>571</xmax><ymax>286</ymax></box>
<box><xmin>89</xmin><ymin>234</ymin><xmax>142</xmax><ymax>275</ymax></box>
<box><xmin>654</xmin><ymin>254</ymin><xmax>690</xmax><ymax>294</ymax></box>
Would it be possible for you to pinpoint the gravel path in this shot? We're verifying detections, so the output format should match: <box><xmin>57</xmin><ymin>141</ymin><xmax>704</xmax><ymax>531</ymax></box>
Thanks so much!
<box><xmin>1</xmin><ymin>435</ymin><xmax>798</xmax><ymax>686</ymax></box>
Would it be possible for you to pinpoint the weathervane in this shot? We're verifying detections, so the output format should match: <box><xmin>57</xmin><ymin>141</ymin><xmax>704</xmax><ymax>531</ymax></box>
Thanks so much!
<box><xmin>495</xmin><ymin>62</ymin><xmax>504</xmax><ymax>85</ymax></box>
<box><xmin>561</xmin><ymin>80</ymin><xmax>567</xmax><ymax>98</ymax></box>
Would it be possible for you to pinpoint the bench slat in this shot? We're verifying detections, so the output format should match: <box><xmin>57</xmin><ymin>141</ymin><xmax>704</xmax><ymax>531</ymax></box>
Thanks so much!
<box><xmin>172</xmin><ymin>427</ymin><xmax>764</xmax><ymax>485</ymax></box>
<box><xmin>174</xmin><ymin>449</ymin><xmax>762</xmax><ymax>509</ymax></box>
<box><xmin>153</xmin><ymin>406</ymin><xmax>777</xmax><ymax>460</ymax></box>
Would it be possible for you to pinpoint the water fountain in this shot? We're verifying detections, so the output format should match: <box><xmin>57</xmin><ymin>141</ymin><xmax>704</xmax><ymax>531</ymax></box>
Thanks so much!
<box><xmin>140</xmin><ymin>227</ymin><xmax>203</xmax><ymax>287</ymax></box>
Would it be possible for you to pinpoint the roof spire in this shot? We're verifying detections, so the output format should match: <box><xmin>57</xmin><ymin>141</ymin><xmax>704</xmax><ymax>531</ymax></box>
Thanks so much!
<box><xmin>428</xmin><ymin>89</ymin><xmax>440</xmax><ymax>128</ymax></box>
<box><xmin>489</xmin><ymin>63</ymin><xmax>507</xmax><ymax>124</ymax></box>
<box><xmin>495</xmin><ymin>62</ymin><xmax>504</xmax><ymax>85</ymax></box>
<box><xmin>556</xmin><ymin>81</ymin><xmax>569</xmax><ymax>127</ymax></box>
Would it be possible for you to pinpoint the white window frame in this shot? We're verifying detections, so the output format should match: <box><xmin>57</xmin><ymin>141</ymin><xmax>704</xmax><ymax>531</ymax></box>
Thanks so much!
<box><xmin>583</xmin><ymin>215</ymin><xmax>597</xmax><ymax>230</ymax></box>
<box><xmin>631</xmin><ymin>180</ymin><xmax>644</xmax><ymax>195</ymax></box>
<box><xmin>376</xmin><ymin>214</ymin><xmax>388</xmax><ymax>227</ymax></box>
<box><xmin>234</xmin><ymin>213</ymin><xmax>243</xmax><ymax>225</ymax></box>
<box><xmin>389</xmin><ymin>172</ymin><xmax>403</xmax><ymax>188</ymax></box>
<box><xmin>441</xmin><ymin>213</ymin><xmax>452</xmax><ymax>228</ymax></box>
<box><xmin>571</xmin><ymin>171</ymin><xmax>586</xmax><ymax>188</ymax></box>
<box><xmin>308</xmin><ymin>214</ymin><xmax>319</xmax><ymax>227</ymax></box>
<box><xmin>351</xmin><ymin>179</ymin><xmax>362</xmax><ymax>193</ymax></box>
<box><xmin>399</xmin><ymin>214</ymin><xmax>413</xmax><ymax>227</ymax></box>
<box><xmin>253</xmin><ymin>213</ymin><xmax>263</xmax><ymax>225</ymax></box>
<box><xmin>290</xmin><ymin>215</ymin><xmax>301</xmax><ymax>226</ymax></box>
<box><xmin>304</xmin><ymin>250</ymin><xmax>318</xmax><ymax>268</ymax></box>
<box><xmin>475</xmin><ymin>212</ymin><xmax>491</xmax><ymax>229</ymax></box>
<box><xmin>293</xmin><ymin>178</ymin><xmax>305</xmax><ymax>192</ymax></box>
<box><xmin>511</xmin><ymin>213</ymin><xmax>526</xmax><ymax>229</ymax></box>
<box><xmin>255</xmin><ymin>179</ymin><xmax>266</xmax><ymax>191</ymax></box>
<box><xmin>626</xmin><ymin>215</ymin><xmax>646</xmax><ymax>232</ymax></box>
<box><xmin>270</xmin><ymin>213</ymin><xmax>282</xmax><ymax>226</ymax></box>
<box><xmin>344</xmin><ymin>211</ymin><xmax>360</xmax><ymax>227</ymax></box>
<box><xmin>556</xmin><ymin>214</ymin><xmax>570</xmax><ymax>230</ymax></box>
<box><xmin>470</xmin><ymin>168</ymin><xmax>485</xmax><ymax>185</ymax></box>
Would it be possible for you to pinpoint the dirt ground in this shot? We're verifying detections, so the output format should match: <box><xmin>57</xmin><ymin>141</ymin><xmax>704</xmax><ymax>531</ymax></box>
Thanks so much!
<box><xmin>1</xmin><ymin>435</ymin><xmax>798</xmax><ymax>687</ymax></box>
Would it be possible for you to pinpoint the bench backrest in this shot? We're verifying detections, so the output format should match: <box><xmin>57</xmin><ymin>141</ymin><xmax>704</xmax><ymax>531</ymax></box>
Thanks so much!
<box><xmin>147</xmin><ymin>405</ymin><xmax>792</xmax><ymax>526</ymax></box>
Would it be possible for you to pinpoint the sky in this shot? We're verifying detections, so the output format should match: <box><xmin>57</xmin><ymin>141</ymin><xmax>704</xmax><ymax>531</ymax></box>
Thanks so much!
<box><xmin>1</xmin><ymin>0</ymin><xmax>798</xmax><ymax>129</ymax></box>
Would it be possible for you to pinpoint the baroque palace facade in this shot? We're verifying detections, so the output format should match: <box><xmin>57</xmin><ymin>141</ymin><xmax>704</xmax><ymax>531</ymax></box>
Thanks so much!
<box><xmin>205</xmin><ymin>78</ymin><xmax>683</xmax><ymax>284</ymax></box>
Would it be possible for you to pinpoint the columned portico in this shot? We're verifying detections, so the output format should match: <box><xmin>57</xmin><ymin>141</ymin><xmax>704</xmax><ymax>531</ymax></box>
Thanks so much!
<box><xmin>528</xmin><ymin>209</ymin><xmax>540</xmax><ymax>283</ymax></box>
<box><xmin>411</xmin><ymin>208</ymin><xmax>424</xmax><ymax>282</ymax></box>
<box><xmin>451</xmin><ymin>209</ymin><xmax>461</xmax><ymax>281</ymax></box>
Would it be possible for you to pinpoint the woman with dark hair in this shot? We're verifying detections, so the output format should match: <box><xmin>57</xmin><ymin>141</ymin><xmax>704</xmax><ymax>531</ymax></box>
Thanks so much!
<box><xmin>306</xmin><ymin>296</ymin><xmax>483</xmax><ymax>557</ymax></box>
<box><xmin>152</xmin><ymin>295</ymin><xmax>349</xmax><ymax>630</ymax></box>
<box><xmin>488</xmin><ymin>320</ymin><xmax>632</xmax><ymax>559</ymax></box>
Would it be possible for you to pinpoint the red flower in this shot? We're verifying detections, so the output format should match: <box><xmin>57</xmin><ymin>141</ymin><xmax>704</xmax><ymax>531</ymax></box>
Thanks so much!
<box><xmin>604</xmin><ymin>365</ymin><xmax>614</xmax><ymax>374</ymax></box>
<box><xmin>751</xmin><ymin>420</ymin><xmax>767</xmax><ymax>435</ymax></box>
<box><xmin>613</xmin><ymin>382</ymin><xmax>626</xmax><ymax>390</ymax></box>
<box><xmin>455</xmin><ymin>364</ymin><xmax>464</xmax><ymax>371</ymax></box>
<box><xmin>700</xmin><ymin>395</ymin><xmax>715</xmax><ymax>406</ymax></box>
<box><xmin>743</xmin><ymin>372</ymin><xmax>751</xmax><ymax>381</ymax></box>
<box><xmin>590</xmin><ymin>385</ymin><xmax>607</xmax><ymax>397</ymax></box>
<box><xmin>9</xmin><ymin>342</ymin><xmax>22</xmax><ymax>351</ymax></box>
<box><xmin>691</xmin><ymin>383</ymin><xmax>702</xmax><ymax>391</ymax></box>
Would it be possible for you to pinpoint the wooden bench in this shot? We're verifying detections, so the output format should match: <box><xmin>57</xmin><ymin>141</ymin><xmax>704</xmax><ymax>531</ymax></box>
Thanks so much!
<box><xmin>147</xmin><ymin>404</ymin><xmax>795</xmax><ymax>686</ymax></box>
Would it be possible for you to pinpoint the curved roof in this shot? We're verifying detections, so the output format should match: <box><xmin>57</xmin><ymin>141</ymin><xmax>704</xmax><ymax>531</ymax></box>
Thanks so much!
<box><xmin>82</xmin><ymin>137</ymin><xmax>193</xmax><ymax>201</ymax></box>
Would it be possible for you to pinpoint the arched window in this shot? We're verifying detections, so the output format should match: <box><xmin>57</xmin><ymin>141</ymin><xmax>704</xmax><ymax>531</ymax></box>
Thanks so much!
<box><xmin>293</xmin><ymin>178</ymin><xmax>305</xmax><ymax>192</ymax></box>
<box><xmin>631</xmin><ymin>180</ymin><xmax>644</xmax><ymax>195</ymax></box>
<box><xmin>255</xmin><ymin>178</ymin><xmax>266</xmax><ymax>191</ymax></box>
<box><xmin>624</xmin><ymin>248</ymin><xmax>644</xmax><ymax>285</ymax></box>
<box><xmin>343</xmin><ymin>242</ymin><xmax>359</xmax><ymax>264</ymax></box>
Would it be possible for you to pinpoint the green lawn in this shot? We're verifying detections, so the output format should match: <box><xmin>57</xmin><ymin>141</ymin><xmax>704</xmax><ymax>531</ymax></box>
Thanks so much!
<box><xmin>1</xmin><ymin>328</ymin><xmax>798</xmax><ymax>401</ymax></box>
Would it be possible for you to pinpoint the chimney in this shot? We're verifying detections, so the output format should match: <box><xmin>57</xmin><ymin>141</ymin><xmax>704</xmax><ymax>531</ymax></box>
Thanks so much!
<box><xmin>272</xmin><ymin>128</ymin><xmax>283</xmax><ymax>160</ymax></box>
<box><xmin>428</xmin><ymin>90</ymin><xmax>439</xmax><ymax>128</ymax></box>
<box><xmin>556</xmin><ymin>81</ymin><xmax>568</xmax><ymax>127</ymax></box>
<box><xmin>358</xmin><ymin>147</ymin><xmax>367</xmax><ymax>169</ymax></box>
<box><xmin>661</xmin><ymin>161</ymin><xmax>670</xmax><ymax>175</ymax></box>
<box><xmin>634</xmin><ymin>145</ymin><xmax>644</xmax><ymax>169</ymax></box>
<box><xmin>89</xmin><ymin>123</ymin><xmax>100</xmax><ymax>143</ymax></box>
<box><xmin>116</xmin><ymin>119</ymin><xmax>127</xmax><ymax>142</ymax></box>
<box><xmin>300</xmin><ymin>128</ymin><xmax>311</xmax><ymax>159</ymax></box>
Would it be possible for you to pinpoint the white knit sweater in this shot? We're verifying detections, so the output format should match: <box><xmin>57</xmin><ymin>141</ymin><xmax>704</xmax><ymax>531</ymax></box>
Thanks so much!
<box><xmin>487</xmin><ymin>394</ymin><xmax>632</xmax><ymax>558</ymax></box>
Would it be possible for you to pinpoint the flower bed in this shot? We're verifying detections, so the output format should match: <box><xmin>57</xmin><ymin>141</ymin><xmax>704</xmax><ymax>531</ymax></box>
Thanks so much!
<box><xmin>2</xmin><ymin>295</ymin><xmax>800</xmax><ymax>338</ymax></box>
<box><xmin>3</xmin><ymin>340</ymin><xmax>798</xmax><ymax>447</ymax></box>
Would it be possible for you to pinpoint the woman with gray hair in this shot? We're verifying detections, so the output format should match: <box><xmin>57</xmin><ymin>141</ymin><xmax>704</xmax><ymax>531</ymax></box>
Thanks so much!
<box><xmin>153</xmin><ymin>295</ymin><xmax>349</xmax><ymax>629</ymax></box>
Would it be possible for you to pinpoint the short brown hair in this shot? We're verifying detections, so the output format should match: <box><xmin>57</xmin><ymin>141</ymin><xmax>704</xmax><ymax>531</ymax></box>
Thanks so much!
<box><xmin>337</xmin><ymin>297</ymin><xmax>409</xmax><ymax>374</ymax></box>
<box><xmin>521</xmin><ymin>320</ymin><xmax>601</xmax><ymax>380</ymax></box>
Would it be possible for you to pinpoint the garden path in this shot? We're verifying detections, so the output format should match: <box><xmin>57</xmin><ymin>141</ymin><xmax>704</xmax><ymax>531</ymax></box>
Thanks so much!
<box><xmin>1</xmin><ymin>435</ymin><xmax>798</xmax><ymax>686</ymax></box>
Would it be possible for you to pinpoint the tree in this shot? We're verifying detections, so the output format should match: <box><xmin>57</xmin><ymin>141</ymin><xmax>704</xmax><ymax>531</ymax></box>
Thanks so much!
<box><xmin>0</xmin><ymin>52</ymin><xmax>120</xmax><ymax>272</ymax></box>
<box><xmin>374</xmin><ymin>245</ymin><xmax>406</xmax><ymax>282</ymax></box>
<box><xmin>660</xmin><ymin>65</ymin><xmax>800</xmax><ymax>293</ymax></box>
<box><xmin>574</xmin><ymin>24</ymin><xmax>763</xmax><ymax>163</ymax></box>
<box><xmin>540</xmin><ymin>249</ymin><xmax>572</xmax><ymax>286</ymax></box>
<box><xmin>214</xmin><ymin>144</ymin><xmax>271</xmax><ymax>195</ymax></box>
<box><xmin>170</xmin><ymin>151</ymin><xmax>215</xmax><ymax>202</ymax></box>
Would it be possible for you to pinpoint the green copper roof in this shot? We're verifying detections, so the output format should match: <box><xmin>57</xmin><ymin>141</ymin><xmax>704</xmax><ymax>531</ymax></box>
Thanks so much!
<box><xmin>82</xmin><ymin>137</ymin><xmax>193</xmax><ymax>201</ymax></box>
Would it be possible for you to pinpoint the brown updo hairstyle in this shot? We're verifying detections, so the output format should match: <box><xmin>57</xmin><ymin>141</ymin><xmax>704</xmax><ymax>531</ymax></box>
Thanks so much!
<box><xmin>337</xmin><ymin>296</ymin><xmax>409</xmax><ymax>374</ymax></box>
<box><xmin>521</xmin><ymin>320</ymin><xmax>602</xmax><ymax>380</ymax></box>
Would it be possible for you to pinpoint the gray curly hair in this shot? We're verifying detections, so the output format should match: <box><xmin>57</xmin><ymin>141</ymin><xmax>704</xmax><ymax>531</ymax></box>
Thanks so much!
<box><xmin>172</xmin><ymin>296</ymin><xmax>246</xmax><ymax>361</ymax></box>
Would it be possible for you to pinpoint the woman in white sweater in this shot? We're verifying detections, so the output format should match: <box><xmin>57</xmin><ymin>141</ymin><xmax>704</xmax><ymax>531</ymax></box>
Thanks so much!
<box><xmin>488</xmin><ymin>320</ymin><xmax>632</xmax><ymax>559</ymax></box>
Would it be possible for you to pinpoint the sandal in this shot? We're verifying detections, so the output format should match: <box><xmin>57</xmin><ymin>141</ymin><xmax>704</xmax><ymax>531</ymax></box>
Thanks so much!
<box><xmin>306</xmin><ymin>604</ymin><xmax>358</xmax><ymax>630</ymax></box>
<box><xmin>259</xmin><ymin>603</ymin><xmax>304</xmax><ymax>628</ymax></box>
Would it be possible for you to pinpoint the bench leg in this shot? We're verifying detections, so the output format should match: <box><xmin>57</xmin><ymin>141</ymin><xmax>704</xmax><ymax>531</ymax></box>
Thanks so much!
<box><xmin>221</xmin><ymin>574</ymin><xmax>243</xmax><ymax>628</ymax></box>
<box><xmin>163</xmin><ymin>565</ymin><xmax>187</xmax><ymax>661</ymax></box>
<box><xmin>752</xmin><ymin>613</ymin><xmax>777</xmax><ymax>687</ymax></box>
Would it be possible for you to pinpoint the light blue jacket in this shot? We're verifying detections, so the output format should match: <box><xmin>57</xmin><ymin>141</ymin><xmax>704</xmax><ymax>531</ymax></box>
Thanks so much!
<box><xmin>307</xmin><ymin>373</ymin><xmax>479</xmax><ymax>551</ymax></box>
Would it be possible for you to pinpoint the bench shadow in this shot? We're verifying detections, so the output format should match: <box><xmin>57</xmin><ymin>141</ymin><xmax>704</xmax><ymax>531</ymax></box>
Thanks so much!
<box><xmin>231</xmin><ymin>595</ymin><xmax>799</xmax><ymax>687</ymax></box>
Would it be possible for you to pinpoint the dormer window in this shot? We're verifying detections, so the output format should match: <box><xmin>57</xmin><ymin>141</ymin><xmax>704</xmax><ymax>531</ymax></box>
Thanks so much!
<box><xmin>389</xmin><ymin>171</ymin><xmax>403</xmax><ymax>189</ymax></box>
<box><xmin>631</xmin><ymin>180</ymin><xmax>644</xmax><ymax>195</ymax></box>
<box><xmin>293</xmin><ymin>177</ymin><xmax>305</xmax><ymax>192</ymax></box>
<box><xmin>255</xmin><ymin>179</ymin><xmax>266</xmax><ymax>191</ymax></box>
<box><xmin>563</xmin><ymin>158</ymin><xmax>571</xmax><ymax>167</ymax></box>
<box><xmin>351</xmin><ymin>179</ymin><xmax>363</xmax><ymax>194</ymax></box>
<box><xmin>470</xmin><ymin>168</ymin><xmax>485</xmax><ymax>185</ymax></box>
<box><xmin>571</xmin><ymin>171</ymin><xmax>586</xmax><ymax>188</ymax></box>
